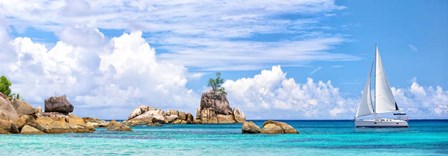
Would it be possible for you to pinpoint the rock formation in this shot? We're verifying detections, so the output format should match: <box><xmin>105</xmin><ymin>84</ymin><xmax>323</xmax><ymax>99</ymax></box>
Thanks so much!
<box><xmin>0</xmin><ymin>92</ymin><xmax>19</xmax><ymax>122</ymax></box>
<box><xmin>241</xmin><ymin>120</ymin><xmax>299</xmax><ymax>134</ymax></box>
<box><xmin>1</xmin><ymin>94</ymin><xmax>95</xmax><ymax>134</ymax></box>
<box><xmin>107</xmin><ymin>120</ymin><xmax>132</xmax><ymax>131</ymax></box>
<box><xmin>83</xmin><ymin>117</ymin><xmax>108</xmax><ymax>128</ymax></box>
<box><xmin>125</xmin><ymin>105</ymin><xmax>194</xmax><ymax>126</ymax></box>
<box><xmin>242</xmin><ymin>121</ymin><xmax>261</xmax><ymax>134</ymax></box>
<box><xmin>44</xmin><ymin>95</ymin><xmax>74</xmax><ymax>114</ymax></box>
<box><xmin>20</xmin><ymin>125</ymin><xmax>45</xmax><ymax>134</ymax></box>
<box><xmin>12</xmin><ymin>99</ymin><xmax>36</xmax><ymax>117</ymax></box>
<box><xmin>196</xmin><ymin>90</ymin><xmax>246</xmax><ymax>124</ymax></box>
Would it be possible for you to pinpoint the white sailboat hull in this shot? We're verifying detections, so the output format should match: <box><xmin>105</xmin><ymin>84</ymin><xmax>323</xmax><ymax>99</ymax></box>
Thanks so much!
<box><xmin>355</xmin><ymin>118</ymin><xmax>408</xmax><ymax>128</ymax></box>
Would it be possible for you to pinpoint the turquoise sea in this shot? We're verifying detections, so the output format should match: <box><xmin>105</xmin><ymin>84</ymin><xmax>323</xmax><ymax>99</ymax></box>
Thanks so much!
<box><xmin>1</xmin><ymin>120</ymin><xmax>447</xmax><ymax>155</ymax></box>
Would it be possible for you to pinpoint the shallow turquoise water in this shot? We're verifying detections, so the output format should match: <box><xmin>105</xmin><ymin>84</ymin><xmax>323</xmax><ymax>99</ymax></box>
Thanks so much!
<box><xmin>1</xmin><ymin>120</ymin><xmax>447</xmax><ymax>155</ymax></box>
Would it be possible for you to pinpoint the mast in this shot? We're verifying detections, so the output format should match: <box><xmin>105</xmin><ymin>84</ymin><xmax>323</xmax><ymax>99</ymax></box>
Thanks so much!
<box><xmin>373</xmin><ymin>44</ymin><xmax>377</xmax><ymax>114</ymax></box>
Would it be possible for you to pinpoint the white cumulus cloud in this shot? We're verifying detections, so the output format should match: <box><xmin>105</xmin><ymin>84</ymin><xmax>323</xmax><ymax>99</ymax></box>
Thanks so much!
<box><xmin>223</xmin><ymin>66</ymin><xmax>448</xmax><ymax>119</ymax></box>
<box><xmin>1</xmin><ymin>27</ymin><xmax>198</xmax><ymax>119</ymax></box>
<box><xmin>392</xmin><ymin>79</ymin><xmax>448</xmax><ymax>119</ymax></box>
<box><xmin>223</xmin><ymin>65</ymin><xmax>356</xmax><ymax>119</ymax></box>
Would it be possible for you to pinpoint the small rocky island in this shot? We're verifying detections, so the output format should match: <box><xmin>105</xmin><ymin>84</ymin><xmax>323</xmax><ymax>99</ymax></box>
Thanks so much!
<box><xmin>242</xmin><ymin>120</ymin><xmax>299</xmax><ymax>134</ymax></box>
<box><xmin>125</xmin><ymin>72</ymin><xmax>246</xmax><ymax>125</ymax></box>
<box><xmin>195</xmin><ymin>90</ymin><xmax>245</xmax><ymax>124</ymax></box>
<box><xmin>125</xmin><ymin>106</ymin><xmax>194</xmax><ymax>126</ymax></box>
<box><xmin>1</xmin><ymin>94</ymin><xmax>96</xmax><ymax>134</ymax></box>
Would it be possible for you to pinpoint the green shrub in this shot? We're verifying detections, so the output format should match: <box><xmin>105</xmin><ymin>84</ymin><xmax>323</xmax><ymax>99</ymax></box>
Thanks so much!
<box><xmin>208</xmin><ymin>72</ymin><xmax>226</xmax><ymax>94</ymax></box>
<box><xmin>0</xmin><ymin>76</ymin><xmax>12</xmax><ymax>97</ymax></box>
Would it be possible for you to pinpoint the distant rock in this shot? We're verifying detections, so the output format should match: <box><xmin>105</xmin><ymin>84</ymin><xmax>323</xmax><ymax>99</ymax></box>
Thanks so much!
<box><xmin>261</xmin><ymin>120</ymin><xmax>299</xmax><ymax>134</ymax></box>
<box><xmin>44</xmin><ymin>96</ymin><xmax>74</xmax><ymax>114</ymax></box>
<box><xmin>125</xmin><ymin>106</ymin><xmax>194</xmax><ymax>126</ymax></box>
<box><xmin>242</xmin><ymin>121</ymin><xmax>261</xmax><ymax>134</ymax></box>
<box><xmin>129</xmin><ymin>106</ymin><xmax>167</xmax><ymax>124</ymax></box>
<box><xmin>107</xmin><ymin>120</ymin><xmax>132</xmax><ymax>131</ymax></box>
<box><xmin>83</xmin><ymin>117</ymin><xmax>108</xmax><ymax>127</ymax></box>
<box><xmin>196</xmin><ymin>90</ymin><xmax>246</xmax><ymax>124</ymax></box>
<box><xmin>241</xmin><ymin>120</ymin><xmax>299</xmax><ymax>134</ymax></box>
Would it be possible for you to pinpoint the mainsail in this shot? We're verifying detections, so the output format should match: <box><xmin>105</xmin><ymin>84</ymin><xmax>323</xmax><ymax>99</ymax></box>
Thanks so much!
<box><xmin>355</xmin><ymin>45</ymin><xmax>399</xmax><ymax>118</ymax></box>
<box><xmin>374</xmin><ymin>46</ymin><xmax>399</xmax><ymax>113</ymax></box>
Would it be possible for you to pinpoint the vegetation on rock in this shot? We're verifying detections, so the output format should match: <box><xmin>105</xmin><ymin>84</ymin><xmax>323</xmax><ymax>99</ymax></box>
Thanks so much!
<box><xmin>0</xmin><ymin>76</ymin><xmax>22</xmax><ymax>100</ymax></box>
<box><xmin>0</xmin><ymin>76</ymin><xmax>12</xmax><ymax>98</ymax></box>
<box><xmin>207</xmin><ymin>72</ymin><xmax>226</xmax><ymax>94</ymax></box>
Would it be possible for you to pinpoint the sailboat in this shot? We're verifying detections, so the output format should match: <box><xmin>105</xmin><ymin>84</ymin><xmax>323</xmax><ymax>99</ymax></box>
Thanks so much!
<box><xmin>354</xmin><ymin>45</ymin><xmax>408</xmax><ymax>128</ymax></box>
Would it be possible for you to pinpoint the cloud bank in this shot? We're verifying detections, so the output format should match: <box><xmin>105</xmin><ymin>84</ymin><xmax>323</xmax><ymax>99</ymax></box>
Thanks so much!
<box><xmin>1</xmin><ymin>29</ymin><xmax>446</xmax><ymax>119</ymax></box>
<box><xmin>223</xmin><ymin>66</ymin><xmax>448</xmax><ymax>119</ymax></box>
<box><xmin>2</xmin><ymin>29</ymin><xmax>197</xmax><ymax>119</ymax></box>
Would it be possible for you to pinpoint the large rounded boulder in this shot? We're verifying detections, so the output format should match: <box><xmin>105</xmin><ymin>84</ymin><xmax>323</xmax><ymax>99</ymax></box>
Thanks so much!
<box><xmin>261</xmin><ymin>120</ymin><xmax>299</xmax><ymax>134</ymax></box>
<box><xmin>242</xmin><ymin>121</ymin><xmax>261</xmax><ymax>134</ymax></box>
<box><xmin>44</xmin><ymin>96</ymin><xmax>74</xmax><ymax>114</ymax></box>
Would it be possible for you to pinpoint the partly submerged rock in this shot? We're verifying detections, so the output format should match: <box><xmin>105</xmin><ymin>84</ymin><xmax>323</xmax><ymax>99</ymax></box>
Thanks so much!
<box><xmin>126</xmin><ymin>106</ymin><xmax>195</xmax><ymax>125</ymax></box>
<box><xmin>83</xmin><ymin>117</ymin><xmax>108</xmax><ymax>127</ymax></box>
<box><xmin>261</xmin><ymin>120</ymin><xmax>299</xmax><ymax>134</ymax></box>
<box><xmin>242</xmin><ymin>121</ymin><xmax>261</xmax><ymax>134</ymax></box>
<box><xmin>242</xmin><ymin>120</ymin><xmax>299</xmax><ymax>134</ymax></box>
<box><xmin>128</xmin><ymin>106</ymin><xmax>166</xmax><ymax>123</ymax></box>
<box><xmin>107</xmin><ymin>120</ymin><xmax>132</xmax><ymax>131</ymax></box>
<box><xmin>0</xmin><ymin>119</ymin><xmax>19</xmax><ymax>134</ymax></box>
<box><xmin>44</xmin><ymin>96</ymin><xmax>74</xmax><ymax>114</ymax></box>
<box><xmin>35</xmin><ymin>113</ymin><xmax>95</xmax><ymax>134</ymax></box>
<box><xmin>20</xmin><ymin>125</ymin><xmax>44</xmax><ymax>134</ymax></box>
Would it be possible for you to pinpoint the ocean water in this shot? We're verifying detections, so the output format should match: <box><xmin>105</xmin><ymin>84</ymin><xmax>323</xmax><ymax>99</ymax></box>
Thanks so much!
<box><xmin>1</xmin><ymin>120</ymin><xmax>447</xmax><ymax>155</ymax></box>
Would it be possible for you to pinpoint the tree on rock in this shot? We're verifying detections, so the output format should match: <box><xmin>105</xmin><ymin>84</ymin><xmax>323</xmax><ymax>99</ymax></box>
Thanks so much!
<box><xmin>208</xmin><ymin>72</ymin><xmax>226</xmax><ymax>94</ymax></box>
<box><xmin>0</xmin><ymin>76</ymin><xmax>12</xmax><ymax>97</ymax></box>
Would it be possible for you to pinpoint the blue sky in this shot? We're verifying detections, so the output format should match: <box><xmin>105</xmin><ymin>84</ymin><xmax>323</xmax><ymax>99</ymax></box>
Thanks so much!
<box><xmin>0</xmin><ymin>0</ymin><xmax>447</xmax><ymax>119</ymax></box>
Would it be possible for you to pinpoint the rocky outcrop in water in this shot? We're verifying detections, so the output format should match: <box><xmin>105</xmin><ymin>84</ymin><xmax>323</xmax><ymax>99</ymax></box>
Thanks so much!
<box><xmin>83</xmin><ymin>117</ymin><xmax>108</xmax><ymax>128</ymax></box>
<box><xmin>107</xmin><ymin>120</ymin><xmax>132</xmax><ymax>131</ymax></box>
<box><xmin>44</xmin><ymin>96</ymin><xmax>74</xmax><ymax>114</ymax></box>
<box><xmin>241</xmin><ymin>120</ymin><xmax>299</xmax><ymax>134</ymax></box>
<box><xmin>242</xmin><ymin>121</ymin><xmax>261</xmax><ymax>133</ymax></box>
<box><xmin>125</xmin><ymin>106</ymin><xmax>194</xmax><ymax>126</ymax></box>
<box><xmin>1</xmin><ymin>94</ymin><xmax>95</xmax><ymax>134</ymax></box>
<box><xmin>20</xmin><ymin>125</ymin><xmax>45</xmax><ymax>134</ymax></box>
<box><xmin>196</xmin><ymin>90</ymin><xmax>246</xmax><ymax>124</ymax></box>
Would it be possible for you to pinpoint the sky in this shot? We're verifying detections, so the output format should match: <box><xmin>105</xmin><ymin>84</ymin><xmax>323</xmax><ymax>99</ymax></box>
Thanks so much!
<box><xmin>0</xmin><ymin>0</ymin><xmax>447</xmax><ymax>119</ymax></box>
